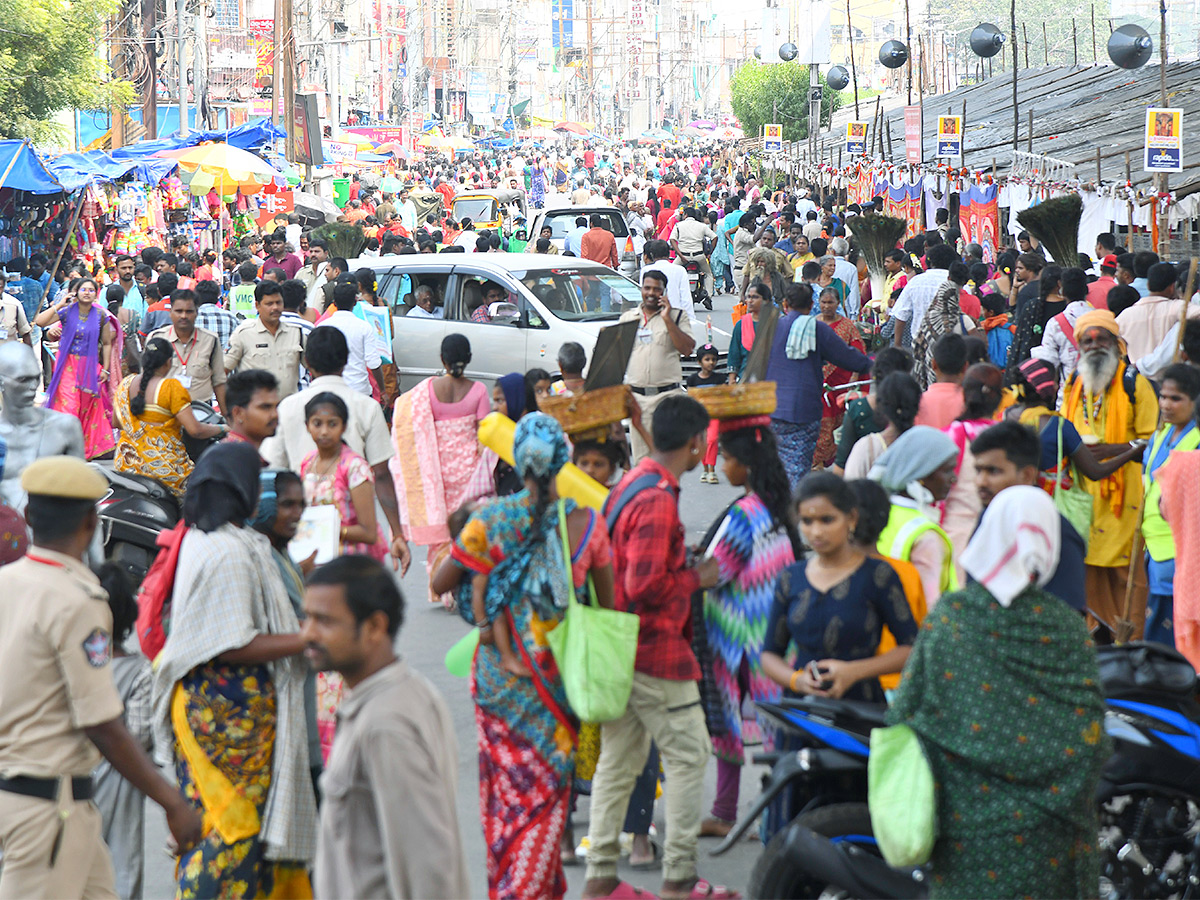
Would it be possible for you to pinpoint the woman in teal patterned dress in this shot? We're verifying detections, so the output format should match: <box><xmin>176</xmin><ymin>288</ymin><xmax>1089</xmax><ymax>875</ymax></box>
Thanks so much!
<box><xmin>699</xmin><ymin>415</ymin><xmax>800</xmax><ymax>837</ymax></box>
<box><xmin>887</xmin><ymin>485</ymin><xmax>1109</xmax><ymax>899</ymax></box>
<box><xmin>433</xmin><ymin>412</ymin><xmax>615</xmax><ymax>900</ymax></box>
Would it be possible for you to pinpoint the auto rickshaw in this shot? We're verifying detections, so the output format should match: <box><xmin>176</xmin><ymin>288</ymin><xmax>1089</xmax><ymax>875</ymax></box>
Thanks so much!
<box><xmin>451</xmin><ymin>188</ymin><xmax>528</xmax><ymax>236</ymax></box>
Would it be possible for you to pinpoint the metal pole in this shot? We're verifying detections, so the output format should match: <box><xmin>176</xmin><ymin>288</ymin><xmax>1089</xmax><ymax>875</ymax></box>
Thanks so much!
<box><xmin>1158</xmin><ymin>0</ymin><xmax>1169</xmax><ymax>257</ymax></box>
<box><xmin>904</xmin><ymin>0</ymin><xmax>911</xmax><ymax>106</ymax></box>
<box><xmin>1011</xmin><ymin>0</ymin><xmax>1018</xmax><ymax>150</ymax></box>
<box><xmin>177</xmin><ymin>0</ymin><xmax>188</xmax><ymax>136</ymax></box>
<box><xmin>845</xmin><ymin>0</ymin><xmax>859</xmax><ymax>118</ymax></box>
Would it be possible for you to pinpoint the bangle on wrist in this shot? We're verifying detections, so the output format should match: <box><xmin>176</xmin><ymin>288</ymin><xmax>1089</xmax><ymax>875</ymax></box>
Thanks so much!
<box><xmin>789</xmin><ymin>669</ymin><xmax>803</xmax><ymax>693</ymax></box>
<box><xmin>475</xmin><ymin>619</ymin><xmax>491</xmax><ymax>629</ymax></box>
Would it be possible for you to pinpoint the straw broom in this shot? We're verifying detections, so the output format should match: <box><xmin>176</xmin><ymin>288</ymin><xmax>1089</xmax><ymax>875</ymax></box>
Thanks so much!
<box><xmin>1016</xmin><ymin>194</ymin><xmax>1082</xmax><ymax>268</ymax></box>
<box><xmin>1114</xmin><ymin>257</ymin><xmax>1199</xmax><ymax>644</ymax></box>
<box><xmin>851</xmin><ymin>214</ymin><xmax>906</xmax><ymax>319</ymax></box>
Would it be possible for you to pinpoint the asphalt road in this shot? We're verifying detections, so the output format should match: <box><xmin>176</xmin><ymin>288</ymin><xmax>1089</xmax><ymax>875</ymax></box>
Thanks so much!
<box><xmin>143</xmin><ymin>289</ymin><xmax>766</xmax><ymax>899</ymax></box>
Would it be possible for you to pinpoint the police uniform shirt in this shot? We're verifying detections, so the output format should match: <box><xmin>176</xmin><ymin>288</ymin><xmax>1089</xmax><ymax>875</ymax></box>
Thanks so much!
<box><xmin>0</xmin><ymin>550</ymin><xmax>124</xmax><ymax>778</ymax></box>
<box><xmin>149</xmin><ymin>324</ymin><xmax>226</xmax><ymax>404</ymax></box>
<box><xmin>620</xmin><ymin>306</ymin><xmax>684</xmax><ymax>389</ymax></box>
<box><xmin>224</xmin><ymin>317</ymin><xmax>305</xmax><ymax>397</ymax></box>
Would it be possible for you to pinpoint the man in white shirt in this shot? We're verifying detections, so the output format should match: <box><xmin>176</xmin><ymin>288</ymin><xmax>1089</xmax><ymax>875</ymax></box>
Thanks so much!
<box><xmin>891</xmin><ymin>244</ymin><xmax>959</xmax><ymax>347</ymax></box>
<box><xmin>828</xmin><ymin>237</ymin><xmax>862</xmax><ymax>317</ymax></box>
<box><xmin>299</xmin><ymin>238</ymin><xmax>329</xmax><ymax>307</ymax></box>
<box><xmin>641</xmin><ymin>239</ymin><xmax>696</xmax><ymax>327</ymax></box>
<box><xmin>396</xmin><ymin>188</ymin><xmax>419</xmax><ymax>234</ymax></box>
<box><xmin>408</xmin><ymin>284</ymin><xmax>444</xmax><ymax>319</ymax></box>
<box><xmin>325</xmin><ymin>283</ymin><xmax>384</xmax><ymax>395</ymax></box>
<box><xmin>564</xmin><ymin>217</ymin><xmax>589</xmax><ymax>255</ymax></box>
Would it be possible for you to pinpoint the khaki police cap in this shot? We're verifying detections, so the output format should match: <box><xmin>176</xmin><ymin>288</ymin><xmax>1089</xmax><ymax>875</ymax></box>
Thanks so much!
<box><xmin>20</xmin><ymin>456</ymin><xmax>108</xmax><ymax>500</ymax></box>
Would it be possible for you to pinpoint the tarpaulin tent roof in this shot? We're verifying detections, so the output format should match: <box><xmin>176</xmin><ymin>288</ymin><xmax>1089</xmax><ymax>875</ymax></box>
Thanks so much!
<box><xmin>0</xmin><ymin>140</ymin><xmax>65</xmax><ymax>194</ymax></box>
<box><xmin>48</xmin><ymin>152</ymin><xmax>176</xmax><ymax>191</ymax></box>
<box><xmin>47</xmin><ymin>119</ymin><xmax>285</xmax><ymax>189</ymax></box>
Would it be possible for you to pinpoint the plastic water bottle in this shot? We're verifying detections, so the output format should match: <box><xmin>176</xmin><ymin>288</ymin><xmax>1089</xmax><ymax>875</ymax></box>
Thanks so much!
<box><xmin>705</xmin><ymin>315</ymin><xmax>713</xmax><ymax>345</ymax></box>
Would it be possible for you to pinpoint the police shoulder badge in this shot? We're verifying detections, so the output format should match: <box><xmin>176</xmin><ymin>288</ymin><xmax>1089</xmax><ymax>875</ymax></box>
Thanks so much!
<box><xmin>82</xmin><ymin>628</ymin><xmax>111</xmax><ymax>668</ymax></box>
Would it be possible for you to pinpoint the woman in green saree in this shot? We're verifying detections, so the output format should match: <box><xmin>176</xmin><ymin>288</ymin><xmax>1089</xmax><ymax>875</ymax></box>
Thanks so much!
<box><xmin>887</xmin><ymin>485</ymin><xmax>1109</xmax><ymax>899</ymax></box>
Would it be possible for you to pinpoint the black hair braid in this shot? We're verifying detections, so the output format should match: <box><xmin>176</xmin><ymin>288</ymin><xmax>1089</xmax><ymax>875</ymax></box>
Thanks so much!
<box><xmin>132</xmin><ymin>338</ymin><xmax>173</xmax><ymax>416</ymax></box>
<box><xmin>719</xmin><ymin>426</ymin><xmax>802</xmax><ymax>558</ymax></box>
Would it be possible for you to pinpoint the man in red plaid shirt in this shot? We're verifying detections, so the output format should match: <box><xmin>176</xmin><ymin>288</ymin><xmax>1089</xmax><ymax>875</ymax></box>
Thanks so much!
<box><xmin>584</xmin><ymin>395</ymin><xmax>737</xmax><ymax>900</ymax></box>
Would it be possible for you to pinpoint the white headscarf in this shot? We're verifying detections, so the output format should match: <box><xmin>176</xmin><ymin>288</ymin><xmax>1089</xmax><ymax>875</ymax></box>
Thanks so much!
<box><xmin>959</xmin><ymin>485</ymin><xmax>1062</xmax><ymax>607</ymax></box>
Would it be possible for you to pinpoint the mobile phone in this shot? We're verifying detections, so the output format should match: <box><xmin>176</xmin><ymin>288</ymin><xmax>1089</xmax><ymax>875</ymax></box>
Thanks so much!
<box><xmin>808</xmin><ymin>660</ymin><xmax>833</xmax><ymax>690</ymax></box>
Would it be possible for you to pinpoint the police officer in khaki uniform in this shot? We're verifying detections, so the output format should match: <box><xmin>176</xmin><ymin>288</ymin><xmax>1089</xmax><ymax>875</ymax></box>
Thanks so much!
<box><xmin>0</xmin><ymin>457</ymin><xmax>202</xmax><ymax>899</ymax></box>
<box><xmin>620</xmin><ymin>269</ymin><xmax>696</xmax><ymax>463</ymax></box>
<box><xmin>224</xmin><ymin>280</ymin><xmax>305</xmax><ymax>397</ymax></box>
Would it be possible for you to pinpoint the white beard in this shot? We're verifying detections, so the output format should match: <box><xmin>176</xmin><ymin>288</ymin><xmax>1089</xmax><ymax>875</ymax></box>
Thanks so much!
<box><xmin>1079</xmin><ymin>346</ymin><xmax>1120</xmax><ymax>397</ymax></box>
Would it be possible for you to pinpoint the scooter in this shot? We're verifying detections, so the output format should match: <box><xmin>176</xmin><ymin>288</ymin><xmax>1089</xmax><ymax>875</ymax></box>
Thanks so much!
<box><xmin>724</xmin><ymin>642</ymin><xmax>1200</xmax><ymax>900</ymax></box>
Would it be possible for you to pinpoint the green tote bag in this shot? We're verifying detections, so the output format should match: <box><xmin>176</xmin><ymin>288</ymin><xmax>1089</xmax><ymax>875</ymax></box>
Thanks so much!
<box><xmin>546</xmin><ymin>501</ymin><xmax>640</xmax><ymax>723</ymax></box>
<box><xmin>868</xmin><ymin>723</ymin><xmax>938</xmax><ymax>867</ymax></box>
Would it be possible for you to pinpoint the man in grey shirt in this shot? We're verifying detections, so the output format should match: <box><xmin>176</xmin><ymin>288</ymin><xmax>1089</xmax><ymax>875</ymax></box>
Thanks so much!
<box><xmin>305</xmin><ymin>556</ymin><xmax>468</xmax><ymax>900</ymax></box>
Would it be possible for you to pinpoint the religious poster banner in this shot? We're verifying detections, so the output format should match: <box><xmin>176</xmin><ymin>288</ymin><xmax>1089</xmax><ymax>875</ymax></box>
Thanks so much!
<box><xmin>763</xmin><ymin>124</ymin><xmax>783</xmax><ymax>153</ymax></box>
<box><xmin>904</xmin><ymin>105</ymin><xmax>922</xmax><ymax>164</ymax></box>
<box><xmin>960</xmin><ymin>182</ymin><xmax>1000</xmax><ymax>263</ymax></box>
<box><xmin>936</xmin><ymin>115</ymin><xmax>962</xmax><ymax>159</ymax></box>
<box><xmin>845</xmin><ymin>122</ymin><xmax>867</xmax><ymax>156</ymax></box>
<box><xmin>1144</xmin><ymin>107</ymin><xmax>1183</xmax><ymax>173</ymax></box>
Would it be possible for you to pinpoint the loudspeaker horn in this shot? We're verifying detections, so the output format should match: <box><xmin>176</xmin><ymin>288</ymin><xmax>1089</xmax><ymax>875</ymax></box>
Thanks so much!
<box><xmin>753</xmin><ymin>44</ymin><xmax>763</xmax><ymax>60</ymax></box>
<box><xmin>1107</xmin><ymin>23</ymin><xmax>1153</xmax><ymax>69</ymax></box>
<box><xmin>779</xmin><ymin>42</ymin><xmax>798</xmax><ymax>62</ymax></box>
<box><xmin>826</xmin><ymin>65</ymin><xmax>850</xmax><ymax>90</ymax></box>
<box><xmin>969</xmin><ymin>23</ymin><xmax>1006</xmax><ymax>58</ymax></box>
<box><xmin>879</xmin><ymin>40</ymin><xmax>908</xmax><ymax>69</ymax></box>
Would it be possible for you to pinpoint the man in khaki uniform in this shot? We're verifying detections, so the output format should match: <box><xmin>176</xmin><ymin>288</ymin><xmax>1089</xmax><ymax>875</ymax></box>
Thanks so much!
<box><xmin>620</xmin><ymin>270</ymin><xmax>696</xmax><ymax>462</ymax></box>
<box><xmin>224</xmin><ymin>280</ymin><xmax>305</xmax><ymax>397</ymax></box>
<box><xmin>0</xmin><ymin>457</ymin><xmax>201</xmax><ymax>899</ymax></box>
<box><xmin>149</xmin><ymin>290</ymin><xmax>228</xmax><ymax>414</ymax></box>
<box><xmin>0</xmin><ymin>272</ymin><xmax>32</xmax><ymax>345</ymax></box>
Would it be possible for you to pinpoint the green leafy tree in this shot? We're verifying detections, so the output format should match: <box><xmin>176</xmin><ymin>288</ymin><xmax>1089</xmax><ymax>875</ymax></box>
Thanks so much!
<box><xmin>935</xmin><ymin>0</ymin><xmax>1105</xmax><ymax>66</ymax></box>
<box><xmin>0</xmin><ymin>0</ymin><xmax>131</xmax><ymax>142</ymax></box>
<box><xmin>729</xmin><ymin>61</ymin><xmax>841</xmax><ymax>142</ymax></box>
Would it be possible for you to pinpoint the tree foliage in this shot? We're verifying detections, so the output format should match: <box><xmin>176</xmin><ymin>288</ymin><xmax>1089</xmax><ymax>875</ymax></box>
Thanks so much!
<box><xmin>729</xmin><ymin>61</ymin><xmax>841</xmax><ymax>143</ymax></box>
<box><xmin>935</xmin><ymin>0</ymin><xmax>1110</xmax><ymax>66</ymax></box>
<box><xmin>0</xmin><ymin>0</ymin><xmax>131</xmax><ymax>142</ymax></box>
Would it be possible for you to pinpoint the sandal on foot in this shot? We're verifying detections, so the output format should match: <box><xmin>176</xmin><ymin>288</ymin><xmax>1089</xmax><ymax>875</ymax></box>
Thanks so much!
<box><xmin>628</xmin><ymin>840</ymin><xmax>662</xmax><ymax>870</ymax></box>
<box><xmin>662</xmin><ymin>879</ymin><xmax>741</xmax><ymax>900</ymax></box>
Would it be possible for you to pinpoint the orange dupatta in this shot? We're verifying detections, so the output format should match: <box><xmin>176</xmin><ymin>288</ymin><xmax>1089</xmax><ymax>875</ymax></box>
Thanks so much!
<box><xmin>1062</xmin><ymin>365</ymin><xmax>1131</xmax><ymax>517</ymax></box>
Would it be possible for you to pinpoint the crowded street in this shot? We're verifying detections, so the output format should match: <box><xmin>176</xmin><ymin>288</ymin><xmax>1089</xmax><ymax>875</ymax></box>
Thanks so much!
<box><xmin>7</xmin><ymin>1</ymin><xmax>1200</xmax><ymax>899</ymax></box>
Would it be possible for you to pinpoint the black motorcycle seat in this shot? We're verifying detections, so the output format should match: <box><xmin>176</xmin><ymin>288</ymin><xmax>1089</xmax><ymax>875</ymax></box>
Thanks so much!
<box><xmin>1098</xmin><ymin>642</ymin><xmax>1197</xmax><ymax>700</ymax></box>
<box><xmin>773</xmin><ymin>695</ymin><xmax>889</xmax><ymax>728</ymax></box>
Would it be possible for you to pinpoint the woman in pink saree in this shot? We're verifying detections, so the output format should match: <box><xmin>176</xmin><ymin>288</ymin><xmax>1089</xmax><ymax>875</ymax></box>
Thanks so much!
<box><xmin>36</xmin><ymin>277</ymin><xmax>123</xmax><ymax>459</ymax></box>
<box><xmin>390</xmin><ymin>334</ymin><xmax>490</xmax><ymax>605</ymax></box>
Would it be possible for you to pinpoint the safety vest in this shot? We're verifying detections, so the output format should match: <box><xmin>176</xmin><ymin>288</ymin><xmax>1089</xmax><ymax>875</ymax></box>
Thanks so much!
<box><xmin>878</xmin><ymin>502</ymin><xmax>958</xmax><ymax>599</ymax></box>
<box><xmin>1143</xmin><ymin>422</ymin><xmax>1200</xmax><ymax>562</ymax></box>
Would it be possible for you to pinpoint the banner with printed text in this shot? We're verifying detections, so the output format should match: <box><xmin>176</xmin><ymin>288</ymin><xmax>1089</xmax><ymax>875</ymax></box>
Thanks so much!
<box><xmin>1144</xmin><ymin>107</ymin><xmax>1183</xmax><ymax>173</ymax></box>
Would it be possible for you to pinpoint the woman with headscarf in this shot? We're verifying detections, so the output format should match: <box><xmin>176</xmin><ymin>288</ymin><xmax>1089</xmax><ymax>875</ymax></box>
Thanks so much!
<box><xmin>1005</xmin><ymin>265</ymin><xmax>1068</xmax><ymax>386</ymax></box>
<box><xmin>250</xmin><ymin>469</ymin><xmax>323</xmax><ymax>793</ymax></box>
<box><xmin>887</xmin><ymin>486</ymin><xmax>1108</xmax><ymax>899</ymax></box>
<box><xmin>432</xmin><ymin>413</ymin><xmax>615</xmax><ymax>900</ymax></box>
<box><xmin>940</xmin><ymin>363</ymin><xmax>1005</xmax><ymax>580</ymax></box>
<box><xmin>912</xmin><ymin>261</ymin><xmax>977</xmax><ymax>390</ymax></box>
<box><xmin>151</xmin><ymin>443</ymin><xmax>316</xmax><ymax>898</ymax></box>
<box><xmin>869</xmin><ymin>425</ymin><xmax>960</xmax><ymax>607</ymax></box>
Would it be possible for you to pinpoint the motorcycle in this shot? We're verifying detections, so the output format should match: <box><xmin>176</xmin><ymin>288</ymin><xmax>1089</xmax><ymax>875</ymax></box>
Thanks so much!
<box><xmin>93</xmin><ymin>402</ymin><xmax>224</xmax><ymax>586</ymax></box>
<box><xmin>94</xmin><ymin>465</ymin><xmax>180</xmax><ymax>588</ymax></box>
<box><xmin>721</xmin><ymin>642</ymin><xmax>1200</xmax><ymax>899</ymax></box>
<box><xmin>680</xmin><ymin>255</ymin><xmax>712</xmax><ymax>310</ymax></box>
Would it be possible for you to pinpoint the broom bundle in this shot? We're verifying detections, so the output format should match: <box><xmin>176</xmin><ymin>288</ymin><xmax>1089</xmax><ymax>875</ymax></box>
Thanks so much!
<box><xmin>851</xmin><ymin>214</ymin><xmax>907</xmax><ymax>316</ymax></box>
<box><xmin>1016</xmin><ymin>194</ymin><xmax>1082</xmax><ymax>268</ymax></box>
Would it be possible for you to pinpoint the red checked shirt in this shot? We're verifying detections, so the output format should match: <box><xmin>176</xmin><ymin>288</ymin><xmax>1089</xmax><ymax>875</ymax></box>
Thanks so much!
<box><xmin>608</xmin><ymin>458</ymin><xmax>701</xmax><ymax>681</ymax></box>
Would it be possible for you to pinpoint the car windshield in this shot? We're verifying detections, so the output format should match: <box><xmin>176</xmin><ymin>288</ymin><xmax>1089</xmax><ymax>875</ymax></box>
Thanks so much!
<box><xmin>454</xmin><ymin>197</ymin><xmax>497</xmax><ymax>222</ymax></box>
<box><xmin>541</xmin><ymin>210</ymin><xmax>629</xmax><ymax>239</ymax></box>
<box><xmin>517</xmin><ymin>267</ymin><xmax>641</xmax><ymax>321</ymax></box>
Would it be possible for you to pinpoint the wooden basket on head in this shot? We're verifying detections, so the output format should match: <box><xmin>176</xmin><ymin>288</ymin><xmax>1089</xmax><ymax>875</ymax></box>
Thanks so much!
<box><xmin>538</xmin><ymin>384</ymin><xmax>632</xmax><ymax>438</ymax></box>
<box><xmin>689</xmin><ymin>381</ymin><xmax>777</xmax><ymax>420</ymax></box>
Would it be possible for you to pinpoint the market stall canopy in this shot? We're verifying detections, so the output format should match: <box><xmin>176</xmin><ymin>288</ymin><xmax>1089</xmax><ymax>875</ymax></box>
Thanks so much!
<box><xmin>711</xmin><ymin>126</ymin><xmax>743</xmax><ymax>141</ymax></box>
<box><xmin>154</xmin><ymin>142</ymin><xmax>283</xmax><ymax>196</ymax></box>
<box><xmin>0</xmin><ymin>140</ymin><xmax>66</xmax><ymax>194</ymax></box>
<box><xmin>48</xmin><ymin>151</ymin><xmax>176</xmax><ymax>191</ymax></box>
<box><xmin>554</xmin><ymin>121</ymin><xmax>590</xmax><ymax>136</ymax></box>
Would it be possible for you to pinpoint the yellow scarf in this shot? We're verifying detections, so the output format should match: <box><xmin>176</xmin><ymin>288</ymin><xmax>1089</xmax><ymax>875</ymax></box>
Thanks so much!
<box><xmin>1063</xmin><ymin>363</ymin><xmax>1131</xmax><ymax>516</ymax></box>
